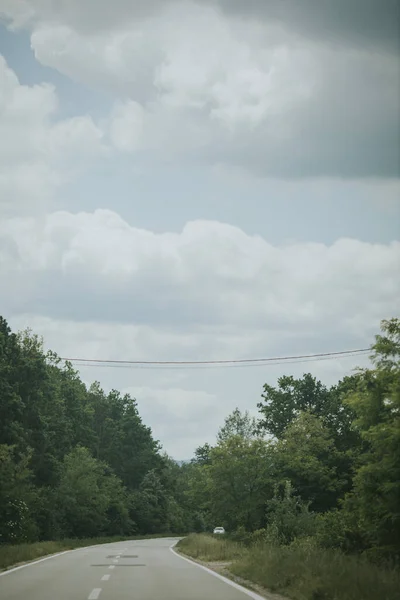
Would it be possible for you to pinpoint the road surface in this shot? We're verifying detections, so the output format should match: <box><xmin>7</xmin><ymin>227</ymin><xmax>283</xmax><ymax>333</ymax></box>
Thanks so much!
<box><xmin>0</xmin><ymin>537</ymin><xmax>265</xmax><ymax>600</ymax></box>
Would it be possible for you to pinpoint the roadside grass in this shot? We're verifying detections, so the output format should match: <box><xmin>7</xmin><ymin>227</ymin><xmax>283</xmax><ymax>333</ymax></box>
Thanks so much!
<box><xmin>177</xmin><ymin>533</ymin><xmax>246</xmax><ymax>562</ymax></box>
<box><xmin>0</xmin><ymin>533</ymin><xmax>181</xmax><ymax>571</ymax></box>
<box><xmin>177</xmin><ymin>535</ymin><xmax>400</xmax><ymax>600</ymax></box>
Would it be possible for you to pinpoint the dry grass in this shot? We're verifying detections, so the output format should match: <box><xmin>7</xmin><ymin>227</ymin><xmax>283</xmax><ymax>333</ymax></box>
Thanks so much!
<box><xmin>177</xmin><ymin>533</ymin><xmax>246</xmax><ymax>562</ymax></box>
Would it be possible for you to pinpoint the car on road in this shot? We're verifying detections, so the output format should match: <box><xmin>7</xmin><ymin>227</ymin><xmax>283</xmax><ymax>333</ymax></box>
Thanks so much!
<box><xmin>213</xmin><ymin>526</ymin><xmax>225</xmax><ymax>535</ymax></box>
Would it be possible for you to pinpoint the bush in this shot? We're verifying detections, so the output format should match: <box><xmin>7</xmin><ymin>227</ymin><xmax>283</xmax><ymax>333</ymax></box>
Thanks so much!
<box><xmin>265</xmin><ymin>481</ymin><xmax>317</xmax><ymax>545</ymax></box>
<box><xmin>315</xmin><ymin>509</ymin><xmax>349</xmax><ymax>550</ymax></box>
<box><xmin>249</xmin><ymin>528</ymin><xmax>268</xmax><ymax>544</ymax></box>
<box><xmin>228</xmin><ymin>526</ymin><xmax>252</xmax><ymax>546</ymax></box>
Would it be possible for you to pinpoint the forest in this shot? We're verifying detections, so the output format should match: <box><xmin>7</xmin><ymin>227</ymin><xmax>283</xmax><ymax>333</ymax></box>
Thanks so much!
<box><xmin>1</xmin><ymin>315</ymin><xmax>399</xmax><ymax>568</ymax></box>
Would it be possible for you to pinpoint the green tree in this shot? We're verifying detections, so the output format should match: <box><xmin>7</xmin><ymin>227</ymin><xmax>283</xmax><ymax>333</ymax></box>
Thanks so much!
<box><xmin>131</xmin><ymin>470</ymin><xmax>169</xmax><ymax>534</ymax></box>
<box><xmin>265</xmin><ymin>481</ymin><xmax>317</xmax><ymax>545</ymax></box>
<box><xmin>0</xmin><ymin>445</ymin><xmax>38</xmax><ymax>543</ymax></box>
<box><xmin>0</xmin><ymin>318</ymin><xmax>26</xmax><ymax>449</ymax></box>
<box><xmin>342</xmin><ymin>318</ymin><xmax>400</xmax><ymax>559</ymax></box>
<box><xmin>192</xmin><ymin>443</ymin><xmax>212</xmax><ymax>466</ymax></box>
<box><xmin>273</xmin><ymin>412</ymin><xmax>346</xmax><ymax>512</ymax></box>
<box><xmin>57</xmin><ymin>446</ymin><xmax>130</xmax><ymax>538</ymax></box>
<box><xmin>258</xmin><ymin>372</ymin><xmax>360</xmax><ymax>449</ymax></box>
<box><xmin>217</xmin><ymin>408</ymin><xmax>258</xmax><ymax>443</ymax></box>
<box><xmin>88</xmin><ymin>387</ymin><xmax>162</xmax><ymax>490</ymax></box>
<box><xmin>208</xmin><ymin>436</ymin><xmax>273</xmax><ymax>531</ymax></box>
<box><xmin>258</xmin><ymin>373</ymin><xmax>331</xmax><ymax>439</ymax></box>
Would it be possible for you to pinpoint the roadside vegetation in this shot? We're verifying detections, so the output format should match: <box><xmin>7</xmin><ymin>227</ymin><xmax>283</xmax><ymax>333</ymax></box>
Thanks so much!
<box><xmin>177</xmin><ymin>534</ymin><xmax>400</xmax><ymax>600</ymax></box>
<box><xmin>1</xmin><ymin>315</ymin><xmax>399</xmax><ymax>596</ymax></box>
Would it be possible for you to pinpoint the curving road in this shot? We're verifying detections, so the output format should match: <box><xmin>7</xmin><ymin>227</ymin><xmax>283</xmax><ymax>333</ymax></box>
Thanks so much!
<box><xmin>0</xmin><ymin>537</ymin><xmax>265</xmax><ymax>600</ymax></box>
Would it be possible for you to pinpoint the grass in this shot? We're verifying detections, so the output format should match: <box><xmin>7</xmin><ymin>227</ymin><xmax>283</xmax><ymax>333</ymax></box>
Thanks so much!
<box><xmin>0</xmin><ymin>533</ymin><xmax>180</xmax><ymax>571</ymax></box>
<box><xmin>177</xmin><ymin>533</ymin><xmax>245</xmax><ymax>562</ymax></box>
<box><xmin>177</xmin><ymin>535</ymin><xmax>400</xmax><ymax>600</ymax></box>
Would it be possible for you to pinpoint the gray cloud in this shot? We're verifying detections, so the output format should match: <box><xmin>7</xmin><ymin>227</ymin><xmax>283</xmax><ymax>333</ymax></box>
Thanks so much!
<box><xmin>2</xmin><ymin>2</ymin><xmax>398</xmax><ymax>179</ymax></box>
<box><xmin>210</xmin><ymin>0</ymin><xmax>400</xmax><ymax>54</ymax></box>
<box><xmin>6</xmin><ymin>0</ymin><xmax>398</xmax><ymax>54</ymax></box>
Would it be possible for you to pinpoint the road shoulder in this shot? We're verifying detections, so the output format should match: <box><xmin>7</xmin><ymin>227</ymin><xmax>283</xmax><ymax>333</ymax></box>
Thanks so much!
<box><xmin>172</xmin><ymin>545</ymin><xmax>287</xmax><ymax>600</ymax></box>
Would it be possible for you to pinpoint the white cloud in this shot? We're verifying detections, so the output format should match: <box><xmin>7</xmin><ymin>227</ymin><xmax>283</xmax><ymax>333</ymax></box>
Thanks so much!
<box><xmin>2</xmin><ymin>209</ymin><xmax>399</xmax><ymax>339</ymax></box>
<box><xmin>109</xmin><ymin>101</ymin><xmax>145</xmax><ymax>152</ymax></box>
<box><xmin>0</xmin><ymin>55</ymin><xmax>106</xmax><ymax>215</ymax></box>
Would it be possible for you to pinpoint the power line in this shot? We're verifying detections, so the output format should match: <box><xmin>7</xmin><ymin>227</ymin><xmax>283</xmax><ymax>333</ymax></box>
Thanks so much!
<box><xmin>60</xmin><ymin>347</ymin><xmax>370</xmax><ymax>370</ymax></box>
<box><xmin>69</xmin><ymin>351</ymin><xmax>369</xmax><ymax>371</ymax></box>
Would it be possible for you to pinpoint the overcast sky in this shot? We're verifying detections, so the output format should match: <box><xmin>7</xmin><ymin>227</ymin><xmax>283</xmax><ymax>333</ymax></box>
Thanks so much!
<box><xmin>1</xmin><ymin>0</ymin><xmax>399</xmax><ymax>458</ymax></box>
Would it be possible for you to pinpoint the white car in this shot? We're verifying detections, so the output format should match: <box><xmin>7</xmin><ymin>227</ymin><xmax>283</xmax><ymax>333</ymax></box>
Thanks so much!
<box><xmin>213</xmin><ymin>527</ymin><xmax>225</xmax><ymax>535</ymax></box>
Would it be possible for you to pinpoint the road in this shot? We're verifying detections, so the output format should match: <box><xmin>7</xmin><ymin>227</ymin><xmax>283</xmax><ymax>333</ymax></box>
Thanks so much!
<box><xmin>0</xmin><ymin>537</ymin><xmax>265</xmax><ymax>600</ymax></box>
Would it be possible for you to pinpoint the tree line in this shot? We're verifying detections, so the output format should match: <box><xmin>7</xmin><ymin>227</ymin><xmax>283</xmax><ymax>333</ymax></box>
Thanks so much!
<box><xmin>185</xmin><ymin>318</ymin><xmax>400</xmax><ymax>562</ymax></box>
<box><xmin>0</xmin><ymin>316</ymin><xmax>193</xmax><ymax>542</ymax></box>
<box><xmin>1</xmin><ymin>316</ymin><xmax>399</xmax><ymax>562</ymax></box>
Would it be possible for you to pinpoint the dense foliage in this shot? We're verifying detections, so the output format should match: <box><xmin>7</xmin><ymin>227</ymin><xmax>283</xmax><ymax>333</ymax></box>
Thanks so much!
<box><xmin>0</xmin><ymin>317</ymin><xmax>194</xmax><ymax>542</ymax></box>
<box><xmin>187</xmin><ymin>318</ymin><xmax>400</xmax><ymax>562</ymax></box>
<box><xmin>1</xmin><ymin>315</ymin><xmax>399</xmax><ymax>565</ymax></box>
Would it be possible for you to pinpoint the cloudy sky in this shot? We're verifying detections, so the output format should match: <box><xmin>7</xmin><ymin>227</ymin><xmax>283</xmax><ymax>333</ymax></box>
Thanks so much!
<box><xmin>1</xmin><ymin>0</ymin><xmax>399</xmax><ymax>458</ymax></box>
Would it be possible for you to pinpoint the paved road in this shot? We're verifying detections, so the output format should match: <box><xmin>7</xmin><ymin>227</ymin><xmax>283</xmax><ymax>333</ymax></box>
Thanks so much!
<box><xmin>0</xmin><ymin>538</ymin><xmax>265</xmax><ymax>600</ymax></box>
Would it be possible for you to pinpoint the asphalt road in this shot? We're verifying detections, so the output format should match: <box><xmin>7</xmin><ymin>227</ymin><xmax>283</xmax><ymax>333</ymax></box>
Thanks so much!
<box><xmin>0</xmin><ymin>537</ymin><xmax>265</xmax><ymax>600</ymax></box>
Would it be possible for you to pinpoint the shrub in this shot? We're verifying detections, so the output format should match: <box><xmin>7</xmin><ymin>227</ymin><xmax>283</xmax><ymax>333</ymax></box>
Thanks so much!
<box><xmin>265</xmin><ymin>481</ymin><xmax>317</xmax><ymax>545</ymax></box>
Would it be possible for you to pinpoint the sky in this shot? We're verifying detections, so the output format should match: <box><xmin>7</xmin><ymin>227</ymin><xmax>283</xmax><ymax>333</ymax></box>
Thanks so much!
<box><xmin>1</xmin><ymin>0</ymin><xmax>399</xmax><ymax>459</ymax></box>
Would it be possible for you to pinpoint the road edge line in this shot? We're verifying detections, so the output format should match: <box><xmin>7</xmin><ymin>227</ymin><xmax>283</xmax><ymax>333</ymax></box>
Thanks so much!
<box><xmin>0</xmin><ymin>550</ymin><xmax>73</xmax><ymax>577</ymax></box>
<box><xmin>0</xmin><ymin>540</ymin><xmax>124</xmax><ymax>578</ymax></box>
<box><xmin>169</xmin><ymin>542</ymin><xmax>267</xmax><ymax>600</ymax></box>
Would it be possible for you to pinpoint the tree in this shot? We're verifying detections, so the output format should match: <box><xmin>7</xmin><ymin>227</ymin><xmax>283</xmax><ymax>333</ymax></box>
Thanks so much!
<box><xmin>57</xmin><ymin>446</ymin><xmax>131</xmax><ymax>538</ymax></box>
<box><xmin>192</xmin><ymin>443</ymin><xmax>212</xmax><ymax>466</ymax></box>
<box><xmin>0</xmin><ymin>445</ymin><xmax>38</xmax><ymax>543</ymax></box>
<box><xmin>217</xmin><ymin>408</ymin><xmax>258</xmax><ymax>443</ymax></box>
<box><xmin>0</xmin><ymin>315</ymin><xmax>190</xmax><ymax>541</ymax></box>
<box><xmin>265</xmin><ymin>481</ymin><xmax>317</xmax><ymax>545</ymax></box>
<box><xmin>0</xmin><ymin>318</ymin><xmax>25</xmax><ymax>449</ymax></box>
<box><xmin>258</xmin><ymin>373</ymin><xmax>331</xmax><ymax>439</ymax></box>
<box><xmin>258</xmin><ymin>372</ymin><xmax>363</xmax><ymax>499</ymax></box>
<box><xmin>88</xmin><ymin>388</ymin><xmax>162</xmax><ymax>490</ymax></box>
<box><xmin>342</xmin><ymin>318</ymin><xmax>400</xmax><ymax>559</ymax></box>
<box><xmin>208</xmin><ymin>436</ymin><xmax>273</xmax><ymax>531</ymax></box>
<box><xmin>131</xmin><ymin>470</ymin><xmax>169</xmax><ymax>534</ymax></box>
<box><xmin>272</xmin><ymin>412</ymin><xmax>346</xmax><ymax>512</ymax></box>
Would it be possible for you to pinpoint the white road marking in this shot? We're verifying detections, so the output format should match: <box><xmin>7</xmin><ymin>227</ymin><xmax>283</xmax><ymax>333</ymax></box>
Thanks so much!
<box><xmin>0</xmin><ymin>551</ymin><xmax>71</xmax><ymax>577</ymax></box>
<box><xmin>116</xmin><ymin>555</ymin><xmax>120</xmax><ymax>559</ymax></box>
<box><xmin>112</xmin><ymin>559</ymin><xmax>118</xmax><ymax>563</ymax></box>
<box><xmin>109</xmin><ymin>565</ymin><xmax>115</xmax><ymax>570</ymax></box>
<box><xmin>169</xmin><ymin>543</ymin><xmax>266</xmax><ymax>600</ymax></box>
<box><xmin>101</xmin><ymin>575</ymin><xmax>110</xmax><ymax>581</ymax></box>
<box><xmin>0</xmin><ymin>540</ymin><xmax>131</xmax><ymax>578</ymax></box>
<box><xmin>88</xmin><ymin>588</ymin><xmax>102</xmax><ymax>600</ymax></box>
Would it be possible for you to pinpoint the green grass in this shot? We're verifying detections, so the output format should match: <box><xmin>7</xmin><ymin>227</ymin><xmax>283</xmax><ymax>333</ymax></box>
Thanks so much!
<box><xmin>0</xmin><ymin>533</ymin><xmax>180</xmax><ymax>571</ymax></box>
<box><xmin>177</xmin><ymin>535</ymin><xmax>400</xmax><ymax>600</ymax></box>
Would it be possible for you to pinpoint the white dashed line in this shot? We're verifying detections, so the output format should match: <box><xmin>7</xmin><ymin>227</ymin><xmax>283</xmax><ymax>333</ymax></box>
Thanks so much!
<box><xmin>116</xmin><ymin>555</ymin><xmax>120</xmax><ymax>559</ymax></box>
<box><xmin>109</xmin><ymin>565</ymin><xmax>115</xmax><ymax>570</ymax></box>
<box><xmin>88</xmin><ymin>588</ymin><xmax>102</xmax><ymax>600</ymax></box>
<box><xmin>112</xmin><ymin>559</ymin><xmax>118</xmax><ymax>563</ymax></box>
<box><xmin>101</xmin><ymin>574</ymin><xmax>110</xmax><ymax>581</ymax></box>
